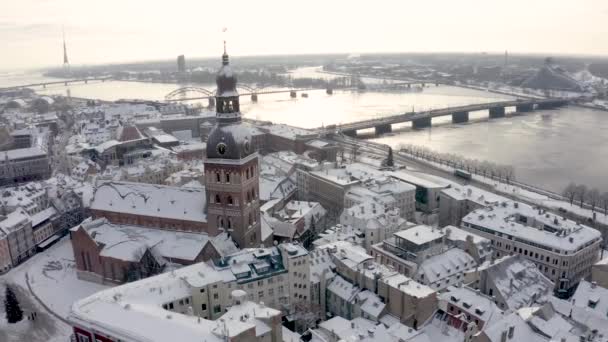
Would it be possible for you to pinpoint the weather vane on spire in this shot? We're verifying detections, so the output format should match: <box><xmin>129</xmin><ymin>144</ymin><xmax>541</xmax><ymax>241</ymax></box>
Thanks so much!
<box><xmin>222</xmin><ymin>27</ymin><xmax>228</xmax><ymax>54</ymax></box>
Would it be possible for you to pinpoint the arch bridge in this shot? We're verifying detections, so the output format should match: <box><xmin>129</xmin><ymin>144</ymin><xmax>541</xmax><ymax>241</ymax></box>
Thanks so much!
<box><xmin>164</xmin><ymin>85</ymin><xmax>306</xmax><ymax>105</ymax></box>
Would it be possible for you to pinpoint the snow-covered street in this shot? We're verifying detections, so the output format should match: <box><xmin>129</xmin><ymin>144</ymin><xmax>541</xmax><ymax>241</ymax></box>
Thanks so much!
<box><xmin>0</xmin><ymin>237</ymin><xmax>110</xmax><ymax>342</ymax></box>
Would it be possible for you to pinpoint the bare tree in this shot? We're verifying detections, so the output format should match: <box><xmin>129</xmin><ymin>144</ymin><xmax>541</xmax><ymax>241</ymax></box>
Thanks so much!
<box><xmin>563</xmin><ymin>182</ymin><xmax>578</xmax><ymax>206</ymax></box>
<box><xmin>601</xmin><ymin>192</ymin><xmax>608</xmax><ymax>216</ymax></box>
<box><xmin>575</xmin><ymin>184</ymin><xmax>588</xmax><ymax>208</ymax></box>
<box><xmin>587</xmin><ymin>188</ymin><xmax>601</xmax><ymax>212</ymax></box>
<box><xmin>351</xmin><ymin>144</ymin><xmax>359</xmax><ymax>163</ymax></box>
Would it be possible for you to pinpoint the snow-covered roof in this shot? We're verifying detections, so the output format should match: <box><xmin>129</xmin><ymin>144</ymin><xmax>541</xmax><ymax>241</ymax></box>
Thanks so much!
<box><xmin>30</xmin><ymin>206</ymin><xmax>57</xmax><ymax>227</ymax></box>
<box><xmin>0</xmin><ymin>146</ymin><xmax>47</xmax><ymax>160</ymax></box>
<box><xmin>381</xmin><ymin>273</ymin><xmax>435</xmax><ymax>297</ymax></box>
<box><xmin>357</xmin><ymin>290</ymin><xmax>386</xmax><ymax>318</ymax></box>
<box><xmin>90</xmin><ymin>181</ymin><xmax>207</xmax><ymax>223</ymax></box>
<box><xmin>444</xmin><ymin>225</ymin><xmax>489</xmax><ymax>245</ymax></box>
<box><xmin>0</xmin><ymin>207</ymin><xmax>30</xmax><ymax>234</ymax></box>
<box><xmin>320</xmin><ymin>241</ymin><xmax>372</xmax><ymax>269</ymax></box>
<box><xmin>441</xmin><ymin>185</ymin><xmax>507</xmax><ymax>206</ymax></box>
<box><xmin>482</xmin><ymin>312</ymin><xmax>545</xmax><ymax>342</ymax></box>
<box><xmin>462</xmin><ymin>201</ymin><xmax>602</xmax><ymax>253</ymax></box>
<box><xmin>416</xmin><ymin>248</ymin><xmax>476</xmax><ymax>287</ymax></box>
<box><xmin>389</xmin><ymin>170</ymin><xmax>452</xmax><ymax>189</ymax></box>
<box><xmin>309</xmin><ymin>168</ymin><xmax>360</xmax><ymax>187</ymax></box>
<box><xmin>482</xmin><ymin>255</ymin><xmax>554</xmax><ymax>310</ymax></box>
<box><xmin>394</xmin><ymin>225</ymin><xmax>445</xmax><ymax>245</ymax></box>
<box><xmin>77</xmin><ymin>218</ymin><xmax>236</xmax><ymax>262</ymax></box>
<box><xmin>313</xmin><ymin>224</ymin><xmax>364</xmax><ymax>247</ymax></box>
<box><xmin>327</xmin><ymin>274</ymin><xmax>360</xmax><ymax>302</ymax></box>
<box><xmin>309</xmin><ymin>248</ymin><xmax>336</xmax><ymax>284</ymax></box>
<box><xmin>305</xmin><ymin>139</ymin><xmax>332</xmax><ymax>149</ymax></box>
<box><xmin>152</xmin><ymin>134</ymin><xmax>178</xmax><ymax>144</ymax></box>
<box><xmin>262</xmin><ymin>124</ymin><xmax>315</xmax><ymax>140</ymax></box>
<box><xmin>439</xmin><ymin>286</ymin><xmax>504</xmax><ymax>325</ymax></box>
<box><xmin>171</xmin><ymin>142</ymin><xmax>206</xmax><ymax>153</ymax></box>
<box><xmin>69</xmin><ymin>261</ymin><xmax>278</xmax><ymax>342</ymax></box>
<box><xmin>571</xmin><ymin>280</ymin><xmax>608</xmax><ymax>316</ymax></box>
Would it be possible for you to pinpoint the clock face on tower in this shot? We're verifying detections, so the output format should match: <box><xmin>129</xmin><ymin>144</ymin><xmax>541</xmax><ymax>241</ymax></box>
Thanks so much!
<box><xmin>216</xmin><ymin>142</ymin><xmax>227</xmax><ymax>155</ymax></box>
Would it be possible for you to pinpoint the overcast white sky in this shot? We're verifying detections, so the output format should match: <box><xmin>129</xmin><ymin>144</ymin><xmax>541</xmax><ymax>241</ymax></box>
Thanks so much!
<box><xmin>2</xmin><ymin>0</ymin><xmax>608</xmax><ymax>70</ymax></box>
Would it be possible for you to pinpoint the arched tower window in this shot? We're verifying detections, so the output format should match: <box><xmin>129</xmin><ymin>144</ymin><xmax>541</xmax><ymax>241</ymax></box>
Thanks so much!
<box><xmin>216</xmin><ymin>172</ymin><xmax>221</xmax><ymax>183</ymax></box>
<box><xmin>252</xmin><ymin>188</ymin><xmax>256</xmax><ymax>200</ymax></box>
<box><xmin>228</xmin><ymin>195</ymin><xmax>233</xmax><ymax>205</ymax></box>
<box><xmin>225</xmin><ymin>172</ymin><xmax>231</xmax><ymax>183</ymax></box>
<box><xmin>245</xmin><ymin>169</ymin><xmax>250</xmax><ymax>179</ymax></box>
<box><xmin>215</xmin><ymin>194</ymin><xmax>221</xmax><ymax>204</ymax></box>
<box><xmin>227</xmin><ymin>218</ymin><xmax>232</xmax><ymax>229</ymax></box>
<box><xmin>218</xmin><ymin>216</ymin><xmax>224</xmax><ymax>228</ymax></box>
<box><xmin>246</xmin><ymin>191</ymin><xmax>251</xmax><ymax>203</ymax></box>
<box><xmin>249</xmin><ymin>213</ymin><xmax>253</xmax><ymax>226</ymax></box>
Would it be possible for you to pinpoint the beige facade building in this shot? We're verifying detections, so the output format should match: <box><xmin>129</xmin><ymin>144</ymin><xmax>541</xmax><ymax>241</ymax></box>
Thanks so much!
<box><xmin>0</xmin><ymin>147</ymin><xmax>50</xmax><ymax>186</ymax></box>
<box><xmin>0</xmin><ymin>231</ymin><xmax>11</xmax><ymax>273</ymax></box>
<box><xmin>0</xmin><ymin>208</ymin><xmax>35</xmax><ymax>267</ymax></box>
<box><xmin>462</xmin><ymin>201</ymin><xmax>602</xmax><ymax>297</ymax></box>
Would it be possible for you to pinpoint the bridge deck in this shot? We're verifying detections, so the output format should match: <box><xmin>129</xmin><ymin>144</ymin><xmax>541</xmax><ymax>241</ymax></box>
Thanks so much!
<box><xmin>323</xmin><ymin>98</ymin><xmax>568</xmax><ymax>132</ymax></box>
<box><xmin>0</xmin><ymin>77</ymin><xmax>113</xmax><ymax>91</ymax></box>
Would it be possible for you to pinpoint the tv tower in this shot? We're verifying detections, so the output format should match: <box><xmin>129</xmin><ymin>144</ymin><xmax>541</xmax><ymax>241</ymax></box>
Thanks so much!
<box><xmin>62</xmin><ymin>27</ymin><xmax>70</xmax><ymax>73</ymax></box>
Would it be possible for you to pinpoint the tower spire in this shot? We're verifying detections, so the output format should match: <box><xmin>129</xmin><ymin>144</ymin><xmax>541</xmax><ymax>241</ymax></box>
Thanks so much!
<box><xmin>62</xmin><ymin>27</ymin><xmax>70</xmax><ymax>72</ymax></box>
<box><xmin>222</xmin><ymin>40</ymin><xmax>229</xmax><ymax>66</ymax></box>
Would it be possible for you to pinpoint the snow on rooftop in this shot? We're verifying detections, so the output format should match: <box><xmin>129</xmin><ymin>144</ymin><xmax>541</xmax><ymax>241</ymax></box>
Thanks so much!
<box><xmin>389</xmin><ymin>170</ymin><xmax>453</xmax><ymax>189</ymax></box>
<box><xmin>394</xmin><ymin>225</ymin><xmax>445</xmax><ymax>245</ymax></box>
<box><xmin>0</xmin><ymin>207</ymin><xmax>29</xmax><ymax>234</ymax></box>
<box><xmin>263</xmin><ymin>123</ymin><xmax>315</xmax><ymax>140</ymax></box>
<box><xmin>462</xmin><ymin>201</ymin><xmax>602</xmax><ymax>252</ymax></box>
<box><xmin>0</xmin><ymin>146</ymin><xmax>47</xmax><ymax>160</ymax></box>
<box><xmin>90</xmin><ymin>181</ymin><xmax>207</xmax><ymax>223</ymax></box>
<box><xmin>70</xmin><ymin>260</ymin><xmax>278</xmax><ymax>342</ymax></box>
<box><xmin>77</xmin><ymin>218</ymin><xmax>236</xmax><ymax>262</ymax></box>
<box><xmin>381</xmin><ymin>273</ymin><xmax>435</xmax><ymax>297</ymax></box>
<box><xmin>441</xmin><ymin>184</ymin><xmax>507</xmax><ymax>206</ymax></box>
<box><xmin>483</xmin><ymin>255</ymin><xmax>554</xmax><ymax>310</ymax></box>
<box><xmin>440</xmin><ymin>286</ymin><xmax>503</xmax><ymax>325</ymax></box>
<box><xmin>416</xmin><ymin>248</ymin><xmax>476</xmax><ymax>287</ymax></box>
<box><xmin>571</xmin><ymin>280</ymin><xmax>608</xmax><ymax>316</ymax></box>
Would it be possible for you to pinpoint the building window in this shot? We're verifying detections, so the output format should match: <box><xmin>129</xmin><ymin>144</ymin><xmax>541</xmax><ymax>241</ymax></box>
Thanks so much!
<box><xmin>200</xmin><ymin>288</ymin><xmax>205</xmax><ymax>293</ymax></box>
<box><xmin>228</xmin><ymin>196</ymin><xmax>233</xmax><ymax>205</ymax></box>
<box><xmin>213</xmin><ymin>305</ymin><xmax>221</xmax><ymax>313</ymax></box>
<box><xmin>246</xmin><ymin>169</ymin><xmax>250</xmax><ymax>179</ymax></box>
<box><xmin>227</xmin><ymin>218</ymin><xmax>232</xmax><ymax>229</ymax></box>
<box><xmin>258</xmin><ymin>291</ymin><xmax>264</xmax><ymax>298</ymax></box>
<box><xmin>215</xmin><ymin>194</ymin><xmax>221</xmax><ymax>204</ymax></box>
<box><xmin>77</xmin><ymin>334</ymin><xmax>90</xmax><ymax>342</ymax></box>
<box><xmin>225</xmin><ymin>173</ymin><xmax>231</xmax><ymax>183</ymax></box>
<box><xmin>216</xmin><ymin>172</ymin><xmax>221</xmax><ymax>183</ymax></box>
<box><xmin>213</xmin><ymin>293</ymin><xmax>219</xmax><ymax>300</ymax></box>
<box><xmin>202</xmin><ymin>304</ymin><xmax>207</xmax><ymax>310</ymax></box>
<box><xmin>169</xmin><ymin>302</ymin><xmax>174</xmax><ymax>310</ymax></box>
<box><xmin>218</xmin><ymin>216</ymin><xmax>224</xmax><ymax>228</ymax></box>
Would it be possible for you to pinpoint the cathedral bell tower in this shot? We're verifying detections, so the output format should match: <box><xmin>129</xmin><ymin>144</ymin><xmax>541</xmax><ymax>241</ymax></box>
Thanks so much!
<box><xmin>204</xmin><ymin>44</ymin><xmax>261</xmax><ymax>248</ymax></box>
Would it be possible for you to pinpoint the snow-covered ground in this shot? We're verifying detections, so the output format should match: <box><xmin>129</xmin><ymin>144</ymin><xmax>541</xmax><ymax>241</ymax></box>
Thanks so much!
<box><xmin>28</xmin><ymin>237</ymin><xmax>109</xmax><ymax>318</ymax></box>
<box><xmin>0</xmin><ymin>236</ymin><xmax>110</xmax><ymax>342</ymax></box>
